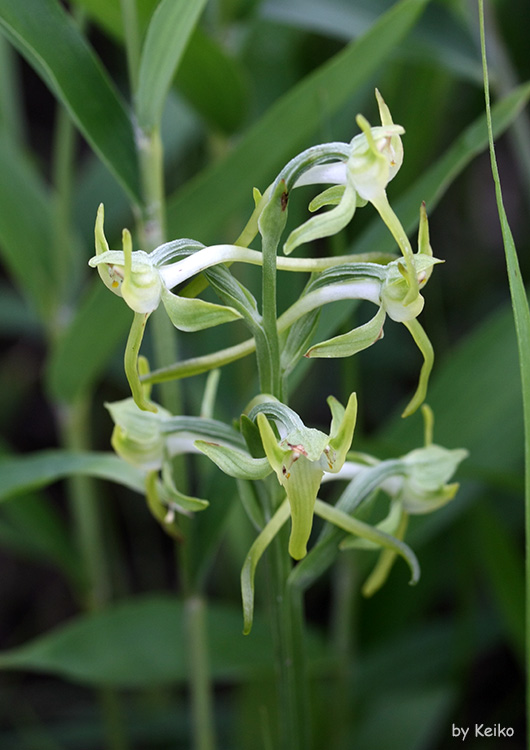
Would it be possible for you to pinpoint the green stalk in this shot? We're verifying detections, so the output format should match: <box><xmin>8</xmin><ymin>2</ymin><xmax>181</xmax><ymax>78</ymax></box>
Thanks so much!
<box><xmin>258</xmin><ymin>195</ymin><xmax>310</xmax><ymax>746</ymax></box>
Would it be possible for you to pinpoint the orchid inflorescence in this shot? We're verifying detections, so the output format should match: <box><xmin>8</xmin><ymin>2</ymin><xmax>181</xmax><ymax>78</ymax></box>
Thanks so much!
<box><xmin>90</xmin><ymin>91</ymin><xmax>466</xmax><ymax>631</ymax></box>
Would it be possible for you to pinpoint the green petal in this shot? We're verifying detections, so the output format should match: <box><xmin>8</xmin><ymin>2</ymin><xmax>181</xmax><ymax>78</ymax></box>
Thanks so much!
<box><xmin>327</xmin><ymin>392</ymin><xmax>358</xmax><ymax>470</ymax></box>
<box><xmin>305</xmin><ymin>305</ymin><xmax>386</xmax><ymax>359</ymax></box>
<box><xmin>314</xmin><ymin>499</ymin><xmax>420</xmax><ymax>585</ymax></box>
<box><xmin>160</xmin><ymin>286</ymin><xmax>241</xmax><ymax>332</ymax></box>
<box><xmin>124</xmin><ymin>313</ymin><xmax>158</xmax><ymax>413</ymax></box>
<box><xmin>195</xmin><ymin>440</ymin><xmax>272</xmax><ymax>480</ymax></box>
<box><xmin>284</xmin><ymin>456</ymin><xmax>324</xmax><ymax>559</ymax></box>
<box><xmin>241</xmin><ymin>499</ymin><xmax>290</xmax><ymax>634</ymax></box>
<box><xmin>159</xmin><ymin>461</ymin><xmax>209</xmax><ymax>512</ymax></box>
<box><xmin>400</xmin><ymin>318</ymin><xmax>434</xmax><ymax>418</ymax></box>
<box><xmin>308</xmin><ymin>184</ymin><xmax>346</xmax><ymax>211</ymax></box>
<box><xmin>145</xmin><ymin>472</ymin><xmax>183</xmax><ymax>541</ymax></box>
<box><xmin>283</xmin><ymin>181</ymin><xmax>357</xmax><ymax>256</ymax></box>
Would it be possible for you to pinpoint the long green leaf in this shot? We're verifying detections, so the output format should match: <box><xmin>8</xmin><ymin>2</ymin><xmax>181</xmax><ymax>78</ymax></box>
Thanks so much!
<box><xmin>136</xmin><ymin>0</ymin><xmax>209</xmax><ymax>130</ymax></box>
<box><xmin>0</xmin><ymin>0</ymin><xmax>141</xmax><ymax>202</ymax></box>
<box><xmin>479</xmin><ymin>0</ymin><xmax>530</xmax><ymax>723</ymax></box>
<box><xmin>166</xmin><ymin>0</ymin><xmax>430</xmax><ymax>242</ymax></box>
<box><xmin>0</xmin><ymin>451</ymin><xmax>145</xmax><ymax>501</ymax></box>
<box><xmin>0</xmin><ymin>596</ymin><xmax>277</xmax><ymax>686</ymax></box>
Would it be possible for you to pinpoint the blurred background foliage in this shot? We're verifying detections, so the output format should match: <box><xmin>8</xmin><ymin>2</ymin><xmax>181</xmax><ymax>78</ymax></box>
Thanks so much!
<box><xmin>0</xmin><ymin>0</ymin><xmax>527</xmax><ymax>747</ymax></box>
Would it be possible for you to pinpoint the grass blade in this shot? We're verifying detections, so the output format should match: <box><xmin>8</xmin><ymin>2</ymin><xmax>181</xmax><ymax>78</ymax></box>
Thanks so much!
<box><xmin>136</xmin><ymin>0</ymin><xmax>209</xmax><ymax>130</ymax></box>
<box><xmin>479</xmin><ymin>0</ymin><xmax>530</xmax><ymax>727</ymax></box>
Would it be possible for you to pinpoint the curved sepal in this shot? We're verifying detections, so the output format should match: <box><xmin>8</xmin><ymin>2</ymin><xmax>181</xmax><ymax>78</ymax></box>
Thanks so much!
<box><xmin>305</xmin><ymin>305</ymin><xmax>386</xmax><ymax>359</ymax></box>
<box><xmin>241</xmin><ymin>499</ymin><xmax>290</xmax><ymax>634</ymax></box>
<box><xmin>195</xmin><ymin>439</ymin><xmax>272</xmax><ymax>480</ymax></box>
<box><xmin>283</xmin><ymin>181</ymin><xmax>357</xmax><ymax>256</ymax></box>
<box><xmin>160</xmin><ymin>285</ymin><xmax>241</xmax><ymax>332</ymax></box>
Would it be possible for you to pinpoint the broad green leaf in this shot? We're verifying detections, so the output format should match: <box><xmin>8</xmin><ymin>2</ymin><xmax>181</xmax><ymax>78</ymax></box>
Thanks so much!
<box><xmin>45</xmin><ymin>280</ymin><xmax>132</xmax><ymax>403</ymax></box>
<box><xmin>0</xmin><ymin>596</ymin><xmax>278</xmax><ymax>686</ymax></box>
<box><xmin>0</xmin><ymin>134</ymin><xmax>55</xmax><ymax>318</ymax></box>
<box><xmin>0</xmin><ymin>0</ymin><xmax>141</xmax><ymax>202</ymax></box>
<box><xmin>166</xmin><ymin>0</ymin><xmax>430</xmax><ymax>242</ymax></box>
<box><xmin>0</xmin><ymin>451</ymin><xmax>145</xmax><ymax>502</ymax></box>
<box><xmin>136</xmin><ymin>0</ymin><xmax>210</xmax><ymax>130</ymax></box>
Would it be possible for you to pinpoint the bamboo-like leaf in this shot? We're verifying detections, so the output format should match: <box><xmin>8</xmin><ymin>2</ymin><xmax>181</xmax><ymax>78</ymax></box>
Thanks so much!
<box><xmin>0</xmin><ymin>451</ymin><xmax>146</xmax><ymax>501</ymax></box>
<box><xmin>166</xmin><ymin>0</ymin><xmax>430</xmax><ymax>242</ymax></box>
<box><xmin>0</xmin><ymin>0</ymin><xmax>141</xmax><ymax>202</ymax></box>
<box><xmin>136</xmin><ymin>0</ymin><xmax>209</xmax><ymax>130</ymax></box>
<box><xmin>0</xmin><ymin>134</ymin><xmax>55</xmax><ymax>318</ymax></box>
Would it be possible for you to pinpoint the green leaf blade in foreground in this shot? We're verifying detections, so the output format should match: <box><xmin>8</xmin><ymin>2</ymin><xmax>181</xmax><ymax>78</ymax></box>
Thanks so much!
<box><xmin>136</xmin><ymin>0</ymin><xmax>209</xmax><ymax>130</ymax></box>
<box><xmin>166</xmin><ymin>0</ymin><xmax>430</xmax><ymax>242</ymax></box>
<box><xmin>0</xmin><ymin>451</ymin><xmax>145</xmax><ymax>501</ymax></box>
<box><xmin>0</xmin><ymin>0</ymin><xmax>141</xmax><ymax>202</ymax></box>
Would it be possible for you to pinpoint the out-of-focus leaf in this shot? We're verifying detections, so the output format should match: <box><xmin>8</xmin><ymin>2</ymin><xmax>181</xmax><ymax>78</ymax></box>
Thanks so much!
<box><xmin>352</xmin><ymin>686</ymin><xmax>455</xmax><ymax>750</ymax></box>
<box><xmin>45</xmin><ymin>280</ymin><xmax>132</xmax><ymax>403</ymax></box>
<box><xmin>0</xmin><ymin>284</ymin><xmax>42</xmax><ymax>338</ymax></box>
<box><xmin>0</xmin><ymin>451</ymin><xmax>145</xmax><ymax>501</ymax></box>
<box><xmin>0</xmin><ymin>135</ymin><xmax>55</xmax><ymax>317</ymax></box>
<box><xmin>472</xmin><ymin>502</ymin><xmax>525</xmax><ymax>660</ymax></box>
<box><xmin>176</xmin><ymin>29</ymin><xmax>248</xmax><ymax>134</ymax></box>
<box><xmin>0</xmin><ymin>0</ymin><xmax>141</xmax><ymax>202</ymax></box>
<box><xmin>0</xmin><ymin>495</ymin><xmax>82</xmax><ymax>586</ymax></box>
<box><xmin>166</xmin><ymin>0</ymin><xmax>430</xmax><ymax>242</ymax></box>
<box><xmin>262</xmin><ymin>0</ymin><xmax>482</xmax><ymax>83</ymax></box>
<box><xmin>136</xmin><ymin>0</ymin><xmax>209</xmax><ymax>130</ymax></box>
<box><xmin>0</xmin><ymin>596</ymin><xmax>277</xmax><ymax>686</ymax></box>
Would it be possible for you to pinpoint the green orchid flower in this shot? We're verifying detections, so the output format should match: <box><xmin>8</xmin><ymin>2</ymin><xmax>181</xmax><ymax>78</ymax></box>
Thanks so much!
<box><xmin>283</xmin><ymin>89</ymin><xmax>404</xmax><ymax>256</ymax></box>
<box><xmin>323</xmin><ymin>405</ymin><xmax>468</xmax><ymax>595</ymax></box>
<box><xmin>197</xmin><ymin>393</ymin><xmax>357</xmax><ymax>560</ymax></box>
<box><xmin>276</xmin><ymin>204</ymin><xmax>439</xmax><ymax>416</ymax></box>
<box><xmin>105</xmin><ymin>393</ymin><xmax>248</xmax><ymax>535</ymax></box>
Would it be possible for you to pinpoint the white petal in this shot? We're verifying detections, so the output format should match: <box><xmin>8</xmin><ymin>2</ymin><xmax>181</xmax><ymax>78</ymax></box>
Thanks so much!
<box><xmin>294</xmin><ymin>162</ymin><xmax>347</xmax><ymax>188</ymax></box>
